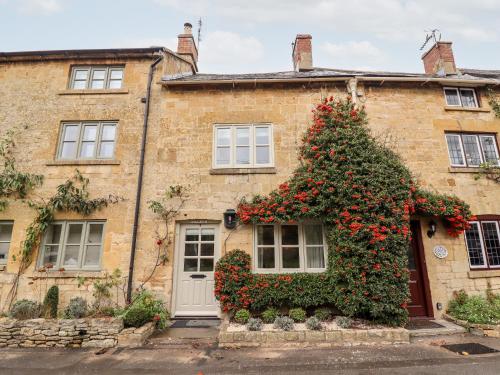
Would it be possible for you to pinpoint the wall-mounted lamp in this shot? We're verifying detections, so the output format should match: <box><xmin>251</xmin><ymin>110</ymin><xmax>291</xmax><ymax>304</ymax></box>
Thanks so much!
<box><xmin>436</xmin><ymin>302</ymin><xmax>443</xmax><ymax>311</ymax></box>
<box><xmin>223</xmin><ymin>209</ymin><xmax>237</xmax><ymax>229</ymax></box>
<box><xmin>427</xmin><ymin>220</ymin><xmax>437</xmax><ymax>238</ymax></box>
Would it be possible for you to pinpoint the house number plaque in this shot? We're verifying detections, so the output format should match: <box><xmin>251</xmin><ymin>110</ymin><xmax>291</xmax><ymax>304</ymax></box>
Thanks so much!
<box><xmin>433</xmin><ymin>245</ymin><xmax>448</xmax><ymax>259</ymax></box>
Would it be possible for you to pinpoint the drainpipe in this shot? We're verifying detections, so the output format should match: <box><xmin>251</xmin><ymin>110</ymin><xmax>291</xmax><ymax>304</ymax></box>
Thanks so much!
<box><xmin>126</xmin><ymin>52</ymin><xmax>164</xmax><ymax>303</ymax></box>
<box><xmin>348</xmin><ymin>78</ymin><xmax>358</xmax><ymax>105</ymax></box>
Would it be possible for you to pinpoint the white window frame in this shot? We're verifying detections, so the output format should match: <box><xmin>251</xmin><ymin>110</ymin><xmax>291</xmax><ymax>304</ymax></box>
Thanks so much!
<box><xmin>213</xmin><ymin>124</ymin><xmax>274</xmax><ymax>169</ymax></box>
<box><xmin>443</xmin><ymin>87</ymin><xmax>478</xmax><ymax>108</ymax></box>
<box><xmin>0</xmin><ymin>221</ymin><xmax>14</xmax><ymax>265</ymax></box>
<box><xmin>445</xmin><ymin>133</ymin><xmax>499</xmax><ymax>168</ymax></box>
<box><xmin>69</xmin><ymin>66</ymin><xmax>124</xmax><ymax>90</ymax></box>
<box><xmin>37</xmin><ymin>221</ymin><xmax>105</xmax><ymax>271</ymax></box>
<box><xmin>253</xmin><ymin>223</ymin><xmax>327</xmax><ymax>273</ymax></box>
<box><xmin>465</xmin><ymin>220</ymin><xmax>500</xmax><ymax>270</ymax></box>
<box><xmin>57</xmin><ymin>121</ymin><xmax>118</xmax><ymax>160</ymax></box>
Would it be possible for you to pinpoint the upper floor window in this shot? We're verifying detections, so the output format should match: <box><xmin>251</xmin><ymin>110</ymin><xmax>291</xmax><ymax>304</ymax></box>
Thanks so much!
<box><xmin>255</xmin><ymin>223</ymin><xmax>326</xmax><ymax>273</ymax></box>
<box><xmin>57</xmin><ymin>121</ymin><xmax>117</xmax><ymax>160</ymax></box>
<box><xmin>445</xmin><ymin>133</ymin><xmax>499</xmax><ymax>167</ymax></box>
<box><xmin>464</xmin><ymin>217</ymin><xmax>500</xmax><ymax>270</ymax></box>
<box><xmin>70</xmin><ymin>66</ymin><xmax>124</xmax><ymax>90</ymax></box>
<box><xmin>213</xmin><ymin>124</ymin><xmax>273</xmax><ymax>168</ymax></box>
<box><xmin>38</xmin><ymin>221</ymin><xmax>105</xmax><ymax>271</ymax></box>
<box><xmin>0</xmin><ymin>222</ymin><xmax>13</xmax><ymax>265</ymax></box>
<box><xmin>443</xmin><ymin>87</ymin><xmax>478</xmax><ymax>108</ymax></box>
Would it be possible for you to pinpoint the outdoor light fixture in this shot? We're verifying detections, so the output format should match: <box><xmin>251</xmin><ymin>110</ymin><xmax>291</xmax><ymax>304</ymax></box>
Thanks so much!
<box><xmin>224</xmin><ymin>209</ymin><xmax>237</xmax><ymax>229</ymax></box>
<box><xmin>427</xmin><ymin>220</ymin><xmax>437</xmax><ymax>238</ymax></box>
<box><xmin>436</xmin><ymin>302</ymin><xmax>443</xmax><ymax>311</ymax></box>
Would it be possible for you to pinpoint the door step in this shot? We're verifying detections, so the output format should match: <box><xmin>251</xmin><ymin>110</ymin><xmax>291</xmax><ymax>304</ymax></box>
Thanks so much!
<box><xmin>409</xmin><ymin>319</ymin><xmax>467</xmax><ymax>338</ymax></box>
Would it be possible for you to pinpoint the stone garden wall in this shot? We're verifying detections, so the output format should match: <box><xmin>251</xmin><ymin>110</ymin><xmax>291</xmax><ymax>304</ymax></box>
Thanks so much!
<box><xmin>0</xmin><ymin>317</ymin><xmax>124</xmax><ymax>348</ymax></box>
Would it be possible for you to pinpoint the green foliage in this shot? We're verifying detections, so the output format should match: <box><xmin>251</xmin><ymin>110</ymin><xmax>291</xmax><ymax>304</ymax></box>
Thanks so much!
<box><xmin>234</xmin><ymin>309</ymin><xmax>251</xmax><ymax>324</ymax></box>
<box><xmin>247</xmin><ymin>317</ymin><xmax>263</xmax><ymax>331</ymax></box>
<box><xmin>335</xmin><ymin>316</ymin><xmax>353</xmax><ymax>329</ymax></box>
<box><xmin>120</xmin><ymin>290</ymin><xmax>168</xmax><ymax>329</ymax></box>
<box><xmin>476</xmin><ymin>163</ymin><xmax>500</xmax><ymax>184</ymax></box>
<box><xmin>9</xmin><ymin>299</ymin><xmax>41</xmax><ymax>320</ymax></box>
<box><xmin>274</xmin><ymin>316</ymin><xmax>294</xmax><ymax>331</ymax></box>
<box><xmin>90</xmin><ymin>269</ymin><xmax>123</xmax><ymax>311</ymax></box>
<box><xmin>306</xmin><ymin>316</ymin><xmax>322</xmax><ymax>330</ymax></box>
<box><xmin>63</xmin><ymin>297</ymin><xmax>88</xmax><ymax>319</ymax></box>
<box><xmin>42</xmin><ymin>285</ymin><xmax>59</xmax><ymax>318</ymax></box>
<box><xmin>447</xmin><ymin>290</ymin><xmax>500</xmax><ymax>325</ymax></box>
<box><xmin>288</xmin><ymin>307</ymin><xmax>307</xmax><ymax>322</ymax></box>
<box><xmin>314</xmin><ymin>307</ymin><xmax>332</xmax><ymax>321</ymax></box>
<box><xmin>261</xmin><ymin>307</ymin><xmax>279</xmax><ymax>323</ymax></box>
<box><xmin>488</xmin><ymin>88</ymin><xmax>500</xmax><ymax>118</ymax></box>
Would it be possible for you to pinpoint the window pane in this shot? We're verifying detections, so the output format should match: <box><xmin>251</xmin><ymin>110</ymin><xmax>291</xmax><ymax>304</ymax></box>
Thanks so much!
<box><xmin>481</xmin><ymin>222</ymin><xmax>500</xmax><ymax>266</ymax></box>
<box><xmin>216</xmin><ymin>128</ymin><xmax>231</xmax><ymax>146</ymax></box>
<box><xmin>185</xmin><ymin>243</ymin><xmax>198</xmax><ymax>256</ymax></box>
<box><xmin>201</xmin><ymin>243</ymin><xmax>214</xmax><ymax>256</ymax></box>
<box><xmin>185</xmin><ymin>229</ymin><xmax>199</xmax><ymax>241</ymax></box>
<box><xmin>74</xmin><ymin>70</ymin><xmax>89</xmax><ymax>81</ymax></box>
<box><xmin>446</xmin><ymin>135</ymin><xmax>465</xmax><ymax>166</ymax></box>
<box><xmin>101</xmin><ymin>125</ymin><xmax>116</xmax><ymax>141</ymax></box>
<box><xmin>236</xmin><ymin>128</ymin><xmax>250</xmax><ymax>146</ymax></box>
<box><xmin>63</xmin><ymin>245</ymin><xmax>80</xmax><ymax>266</ymax></box>
<box><xmin>108</xmin><ymin>80</ymin><xmax>122</xmax><ymax>89</ymax></box>
<box><xmin>282</xmin><ymin>247</ymin><xmax>300</xmax><ymax>268</ymax></box>
<box><xmin>462</xmin><ymin>135</ymin><xmax>482</xmax><ymax>166</ymax></box>
<box><xmin>307</xmin><ymin>246</ymin><xmax>325</xmax><ymax>268</ymax></box>
<box><xmin>256</xmin><ymin>146</ymin><xmax>269</xmax><ymax>164</ymax></box>
<box><xmin>0</xmin><ymin>224</ymin><xmax>13</xmax><ymax>242</ymax></box>
<box><xmin>184</xmin><ymin>258</ymin><xmax>198</xmax><ymax>272</ymax></box>
<box><xmin>464</xmin><ymin>223</ymin><xmax>486</xmax><ymax>266</ymax></box>
<box><xmin>84</xmin><ymin>245</ymin><xmax>101</xmax><ymax>266</ymax></box>
<box><xmin>407</xmin><ymin>244</ymin><xmax>416</xmax><ymax>270</ymax></box>
<box><xmin>99</xmin><ymin>142</ymin><xmax>115</xmax><ymax>158</ymax></box>
<box><xmin>236</xmin><ymin>146</ymin><xmax>250</xmax><ymax>164</ymax></box>
<box><xmin>255</xmin><ymin>127</ymin><xmax>269</xmax><ymax>145</ymax></box>
<box><xmin>258</xmin><ymin>247</ymin><xmax>275</xmax><ymax>268</ymax></box>
<box><xmin>45</xmin><ymin>224</ymin><xmax>62</xmax><ymax>244</ymax></box>
<box><xmin>216</xmin><ymin>147</ymin><xmax>230</xmax><ymax>165</ymax></box>
<box><xmin>61</xmin><ymin>142</ymin><xmax>76</xmax><ymax>159</ymax></box>
<box><xmin>201</xmin><ymin>228</ymin><xmax>214</xmax><ymax>241</ymax></box>
<box><xmin>0</xmin><ymin>242</ymin><xmax>9</xmax><ymax>261</ymax></box>
<box><xmin>63</xmin><ymin>125</ymin><xmax>79</xmax><ymax>141</ymax></box>
<box><xmin>80</xmin><ymin>142</ymin><xmax>95</xmax><ymax>158</ymax></box>
<box><xmin>444</xmin><ymin>89</ymin><xmax>460</xmax><ymax>106</ymax></box>
<box><xmin>110</xmin><ymin>69</ymin><xmax>123</xmax><ymax>80</ymax></box>
<box><xmin>83</xmin><ymin>125</ymin><xmax>97</xmax><ymax>141</ymax></box>
<box><xmin>480</xmin><ymin>136</ymin><xmax>499</xmax><ymax>165</ymax></box>
<box><xmin>72</xmin><ymin>80</ymin><xmax>87</xmax><ymax>89</ymax></box>
<box><xmin>305</xmin><ymin>225</ymin><xmax>323</xmax><ymax>245</ymax></box>
<box><xmin>460</xmin><ymin>90</ymin><xmax>476</xmax><ymax>108</ymax></box>
<box><xmin>67</xmin><ymin>224</ymin><xmax>83</xmax><ymax>244</ymax></box>
<box><xmin>91</xmin><ymin>79</ymin><xmax>105</xmax><ymax>89</ymax></box>
<box><xmin>282</xmin><ymin>225</ymin><xmax>299</xmax><ymax>245</ymax></box>
<box><xmin>257</xmin><ymin>225</ymin><xmax>274</xmax><ymax>245</ymax></box>
<box><xmin>200</xmin><ymin>258</ymin><xmax>214</xmax><ymax>271</ymax></box>
<box><xmin>42</xmin><ymin>245</ymin><xmax>59</xmax><ymax>266</ymax></box>
<box><xmin>87</xmin><ymin>224</ymin><xmax>103</xmax><ymax>244</ymax></box>
<box><xmin>92</xmin><ymin>70</ymin><xmax>106</xmax><ymax>80</ymax></box>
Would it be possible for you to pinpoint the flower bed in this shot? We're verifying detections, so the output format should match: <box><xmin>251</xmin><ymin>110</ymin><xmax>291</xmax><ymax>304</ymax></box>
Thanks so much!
<box><xmin>443</xmin><ymin>313</ymin><xmax>500</xmax><ymax>338</ymax></box>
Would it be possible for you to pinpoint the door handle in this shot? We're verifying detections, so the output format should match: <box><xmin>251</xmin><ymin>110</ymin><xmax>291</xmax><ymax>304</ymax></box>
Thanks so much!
<box><xmin>190</xmin><ymin>274</ymin><xmax>207</xmax><ymax>279</ymax></box>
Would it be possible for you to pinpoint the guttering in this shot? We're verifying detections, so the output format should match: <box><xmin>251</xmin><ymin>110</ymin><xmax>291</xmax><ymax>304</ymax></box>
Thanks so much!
<box><xmin>126</xmin><ymin>52</ymin><xmax>164</xmax><ymax>303</ymax></box>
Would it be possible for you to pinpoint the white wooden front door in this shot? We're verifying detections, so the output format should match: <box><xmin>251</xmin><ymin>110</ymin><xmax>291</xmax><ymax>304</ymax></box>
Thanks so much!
<box><xmin>174</xmin><ymin>224</ymin><xmax>220</xmax><ymax>317</ymax></box>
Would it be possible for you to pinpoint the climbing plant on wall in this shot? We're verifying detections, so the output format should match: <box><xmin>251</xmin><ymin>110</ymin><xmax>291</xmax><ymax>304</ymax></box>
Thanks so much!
<box><xmin>216</xmin><ymin>96</ymin><xmax>472</xmax><ymax>326</ymax></box>
<box><xmin>488</xmin><ymin>88</ymin><xmax>500</xmax><ymax>119</ymax></box>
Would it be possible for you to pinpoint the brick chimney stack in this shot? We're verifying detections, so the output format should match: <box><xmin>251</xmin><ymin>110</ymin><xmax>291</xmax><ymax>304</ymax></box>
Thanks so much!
<box><xmin>293</xmin><ymin>34</ymin><xmax>313</xmax><ymax>72</ymax></box>
<box><xmin>421</xmin><ymin>41</ymin><xmax>457</xmax><ymax>75</ymax></box>
<box><xmin>177</xmin><ymin>22</ymin><xmax>198</xmax><ymax>67</ymax></box>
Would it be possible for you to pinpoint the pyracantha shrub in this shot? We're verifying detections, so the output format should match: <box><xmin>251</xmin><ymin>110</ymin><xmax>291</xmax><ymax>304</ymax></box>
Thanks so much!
<box><xmin>306</xmin><ymin>316</ymin><xmax>322</xmax><ymax>330</ymax></box>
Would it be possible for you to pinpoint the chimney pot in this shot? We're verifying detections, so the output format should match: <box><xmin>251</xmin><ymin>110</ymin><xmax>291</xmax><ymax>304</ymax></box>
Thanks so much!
<box><xmin>421</xmin><ymin>41</ymin><xmax>457</xmax><ymax>75</ymax></box>
<box><xmin>293</xmin><ymin>34</ymin><xmax>313</xmax><ymax>72</ymax></box>
<box><xmin>177</xmin><ymin>22</ymin><xmax>198</xmax><ymax>68</ymax></box>
<box><xmin>184</xmin><ymin>22</ymin><xmax>193</xmax><ymax>34</ymax></box>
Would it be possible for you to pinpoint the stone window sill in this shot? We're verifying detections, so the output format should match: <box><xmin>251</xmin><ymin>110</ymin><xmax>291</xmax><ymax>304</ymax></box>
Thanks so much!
<box><xmin>210</xmin><ymin>167</ymin><xmax>277</xmax><ymax>175</ymax></box>
<box><xmin>448</xmin><ymin>167</ymin><xmax>481</xmax><ymax>173</ymax></box>
<box><xmin>29</xmin><ymin>270</ymin><xmax>104</xmax><ymax>279</ymax></box>
<box><xmin>444</xmin><ymin>106</ymin><xmax>490</xmax><ymax>113</ymax></box>
<box><xmin>46</xmin><ymin>160</ymin><xmax>121</xmax><ymax>166</ymax></box>
<box><xmin>468</xmin><ymin>270</ymin><xmax>500</xmax><ymax>278</ymax></box>
<box><xmin>58</xmin><ymin>89</ymin><xmax>129</xmax><ymax>95</ymax></box>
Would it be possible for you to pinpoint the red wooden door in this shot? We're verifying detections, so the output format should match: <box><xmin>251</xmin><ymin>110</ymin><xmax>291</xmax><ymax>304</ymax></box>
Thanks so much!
<box><xmin>408</xmin><ymin>221</ymin><xmax>432</xmax><ymax>317</ymax></box>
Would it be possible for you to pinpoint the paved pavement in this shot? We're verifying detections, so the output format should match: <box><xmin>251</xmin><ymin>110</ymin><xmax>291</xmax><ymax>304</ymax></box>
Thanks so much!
<box><xmin>0</xmin><ymin>333</ymin><xmax>499</xmax><ymax>374</ymax></box>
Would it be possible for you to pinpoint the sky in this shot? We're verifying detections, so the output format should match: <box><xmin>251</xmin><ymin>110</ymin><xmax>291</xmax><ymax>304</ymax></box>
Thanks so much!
<box><xmin>0</xmin><ymin>0</ymin><xmax>499</xmax><ymax>74</ymax></box>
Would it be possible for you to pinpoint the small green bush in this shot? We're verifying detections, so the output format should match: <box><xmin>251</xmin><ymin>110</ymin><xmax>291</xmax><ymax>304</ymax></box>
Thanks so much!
<box><xmin>288</xmin><ymin>307</ymin><xmax>306</xmax><ymax>322</ymax></box>
<box><xmin>306</xmin><ymin>316</ymin><xmax>322</xmax><ymax>330</ymax></box>
<box><xmin>447</xmin><ymin>290</ymin><xmax>500</xmax><ymax>325</ymax></box>
<box><xmin>247</xmin><ymin>317</ymin><xmax>263</xmax><ymax>331</ymax></box>
<box><xmin>9</xmin><ymin>299</ymin><xmax>41</xmax><ymax>320</ymax></box>
<box><xmin>42</xmin><ymin>285</ymin><xmax>59</xmax><ymax>318</ymax></box>
<box><xmin>335</xmin><ymin>316</ymin><xmax>352</xmax><ymax>329</ymax></box>
<box><xmin>63</xmin><ymin>297</ymin><xmax>88</xmax><ymax>319</ymax></box>
<box><xmin>121</xmin><ymin>290</ymin><xmax>168</xmax><ymax>329</ymax></box>
<box><xmin>261</xmin><ymin>307</ymin><xmax>279</xmax><ymax>323</ymax></box>
<box><xmin>274</xmin><ymin>316</ymin><xmax>294</xmax><ymax>331</ymax></box>
<box><xmin>314</xmin><ymin>307</ymin><xmax>331</xmax><ymax>321</ymax></box>
<box><xmin>234</xmin><ymin>309</ymin><xmax>250</xmax><ymax>324</ymax></box>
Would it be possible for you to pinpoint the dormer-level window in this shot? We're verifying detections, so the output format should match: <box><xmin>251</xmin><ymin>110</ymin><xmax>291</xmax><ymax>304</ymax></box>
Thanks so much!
<box><xmin>445</xmin><ymin>133</ymin><xmax>499</xmax><ymax>167</ymax></box>
<box><xmin>69</xmin><ymin>66</ymin><xmax>124</xmax><ymax>89</ymax></box>
<box><xmin>443</xmin><ymin>87</ymin><xmax>478</xmax><ymax>108</ymax></box>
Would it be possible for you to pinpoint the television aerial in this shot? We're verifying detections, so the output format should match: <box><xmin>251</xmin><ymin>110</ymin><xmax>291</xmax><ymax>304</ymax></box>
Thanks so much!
<box><xmin>420</xmin><ymin>29</ymin><xmax>441</xmax><ymax>51</ymax></box>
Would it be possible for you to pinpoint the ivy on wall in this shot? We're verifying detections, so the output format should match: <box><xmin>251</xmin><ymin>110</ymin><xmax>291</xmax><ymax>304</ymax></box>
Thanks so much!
<box><xmin>488</xmin><ymin>88</ymin><xmax>500</xmax><ymax>119</ymax></box>
<box><xmin>216</xmin><ymin>97</ymin><xmax>473</xmax><ymax>326</ymax></box>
